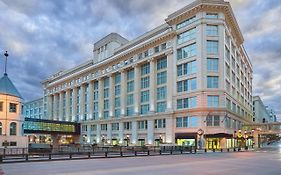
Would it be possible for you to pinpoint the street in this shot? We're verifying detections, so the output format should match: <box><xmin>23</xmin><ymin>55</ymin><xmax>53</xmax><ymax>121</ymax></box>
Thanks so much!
<box><xmin>1</xmin><ymin>145</ymin><xmax>281</xmax><ymax>175</ymax></box>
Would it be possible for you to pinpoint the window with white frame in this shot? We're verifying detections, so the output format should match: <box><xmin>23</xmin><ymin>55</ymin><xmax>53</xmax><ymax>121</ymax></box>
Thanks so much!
<box><xmin>207</xmin><ymin>40</ymin><xmax>218</xmax><ymax>54</ymax></box>
<box><xmin>207</xmin><ymin>95</ymin><xmax>219</xmax><ymax>107</ymax></box>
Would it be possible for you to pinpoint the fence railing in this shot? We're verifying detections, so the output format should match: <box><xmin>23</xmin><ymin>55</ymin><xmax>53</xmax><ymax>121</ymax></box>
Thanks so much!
<box><xmin>0</xmin><ymin>146</ymin><xmax>247</xmax><ymax>164</ymax></box>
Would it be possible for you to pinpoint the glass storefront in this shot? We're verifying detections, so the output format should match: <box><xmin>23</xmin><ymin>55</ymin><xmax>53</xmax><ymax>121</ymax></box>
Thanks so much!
<box><xmin>206</xmin><ymin>138</ymin><xmax>221</xmax><ymax>149</ymax></box>
<box><xmin>176</xmin><ymin>139</ymin><xmax>196</xmax><ymax>146</ymax></box>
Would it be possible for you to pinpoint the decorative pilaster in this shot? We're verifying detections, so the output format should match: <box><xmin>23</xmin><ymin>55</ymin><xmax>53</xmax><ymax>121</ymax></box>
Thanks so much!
<box><xmin>98</xmin><ymin>78</ymin><xmax>104</xmax><ymax>119</ymax></box>
<box><xmin>133</xmin><ymin>65</ymin><xmax>140</xmax><ymax>115</ymax></box>
<box><xmin>166</xmin><ymin>51</ymin><xmax>174</xmax><ymax>111</ymax></box>
<box><xmin>109</xmin><ymin>75</ymin><xmax>114</xmax><ymax>118</ymax></box>
<box><xmin>120</xmin><ymin>71</ymin><xmax>127</xmax><ymax>116</ymax></box>
<box><xmin>149</xmin><ymin>59</ymin><xmax>156</xmax><ymax>113</ymax></box>
<box><xmin>71</xmin><ymin>87</ymin><xmax>77</xmax><ymax>122</ymax></box>
<box><xmin>88</xmin><ymin>81</ymin><xmax>94</xmax><ymax>120</ymax></box>
<box><xmin>65</xmin><ymin>90</ymin><xmax>70</xmax><ymax>121</ymax></box>
<box><xmin>59</xmin><ymin>92</ymin><xmax>63</xmax><ymax>121</ymax></box>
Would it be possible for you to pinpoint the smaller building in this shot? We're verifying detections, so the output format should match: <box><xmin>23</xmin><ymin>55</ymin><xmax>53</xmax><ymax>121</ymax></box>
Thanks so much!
<box><xmin>253</xmin><ymin>96</ymin><xmax>272</xmax><ymax>123</ymax></box>
<box><xmin>0</xmin><ymin>73</ymin><xmax>28</xmax><ymax>148</ymax></box>
<box><xmin>266</xmin><ymin>107</ymin><xmax>277</xmax><ymax>122</ymax></box>
<box><xmin>23</xmin><ymin>98</ymin><xmax>44</xmax><ymax>119</ymax></box>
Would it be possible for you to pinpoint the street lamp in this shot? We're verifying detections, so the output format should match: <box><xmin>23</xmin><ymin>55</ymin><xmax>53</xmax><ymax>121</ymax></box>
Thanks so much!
<box><xmin>126</xmin><ymin>135</ymin><xmax>129</xmax><ymax>147</ymax></box>
<box><xmin>197</xmin><ymin>128</ymin><xmax>204</xmax><ymax>150</ymax></box>
<box><xmin>102</xmin><ymin>135</ymin><xmax>105</xmax><ymax>146</ymax></box>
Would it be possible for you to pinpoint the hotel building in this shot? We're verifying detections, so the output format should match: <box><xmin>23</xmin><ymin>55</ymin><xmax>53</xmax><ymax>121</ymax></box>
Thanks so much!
<box><xmin>42</xmin><ymin>0</ymin><xmax>253</xmax><ymax>149</ymax></box>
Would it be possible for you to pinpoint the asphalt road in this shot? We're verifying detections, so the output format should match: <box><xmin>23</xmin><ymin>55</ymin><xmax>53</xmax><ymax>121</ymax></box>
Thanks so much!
<box><xmin>1</xmin><ymin>145</ymin><xmax>281</xmax><ymax>175</ymax></box>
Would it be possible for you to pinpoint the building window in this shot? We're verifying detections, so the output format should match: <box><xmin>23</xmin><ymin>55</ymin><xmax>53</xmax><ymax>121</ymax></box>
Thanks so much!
<box><xmin>177</xmin><ymin>60</ymin><xmax>197</xmax><ymax>76</ymax></box>
<box><xmin>176</xmin><ymin>116</ymin><xmax>198</xmax><ymax>128</ymax></box>
<box><xmin>101</xmin><ymin>124</ymin><xmax>107</xmax><ymax>131</ymax></box>
<box><xmin>115</xmin><ymin>85</ymin><xmax>121</xmax><ymax>95</ymax></box>
<box><xmin>141</xmin><ymin>77</ymin><xmax>150</xmax><ymax>89</ymax></box>
<box><xmin>161</xmin><ymin>43</ymin><xmax>167</xmax><ymax>50</ymax></box>
<box><xmin>126</xmin><ymin>106</ymin><xmax>134</xmax><ymax>116</ymax></box>
<box><xmin>156</xmin><ymin>102</ymin><xmax>166</xmax><ymax>113</ymax></box>
<box><xmin>90</xmin><ymin>124</ymin><xmax>96</xmax><ymax>131</ymax></box>
<box><xmin>177</xmin><ymin>78</ymin><xmax>197</xmax><ymax>92</ymax></box>
<box><xmin>157</xmin><ymin>57</ymin><xmax>167</xmax><ymax>70</ymax></box>
<box><xmin>0</xmin><ymin>102</ymin><xmax>3</xmax><ymax>111</ymax></box>
<box><xmin>82</xmin><ymin>125</ymin><xmax>87</xmax><ymax>132</ymax></box>
<box><xmin>141</xmin><ymin>63</ymin><xmax>150</xmax><ymax>75</ymax></box>
<box><xmin>206</xmin><ymin>25</ymin><xmax>218</xmax><ymax>36</ymax></box>
<box><xmin>154</xmin><ymin>46</ymin><xmax>160</xmax><ymax>53</ymax></box>
<box><xmin>189</xmin><ymin>116</ymin><xmax>199</xmax><ymax>127</ymax></box>
<box><xmin>177</xmin><ymin>28</ymin><xmax>196</xmax><ymax>44</ymax></box>
<box><xmin>140</xmin><ymin>104</ymin><xmax>149</xmax><ymax>114</ymax></box>
<box><xmin>127</xmin><ymin>81</ymin><xmax>134</xmax><ymax>92</ymax></box>
<box><xmin>124</xmin><ymin>122</ymin><xmax>132</xmax><ymax>130</ymax></box>
<box><xmin>206</xmin><ymin>116</ymin><xmax>220</xmax><ymax>126</ymax></box>
<box><xmin>127</xmin><ymin>94</ymin><xmax>134</xmax><ymax>105</ymax></box>
<box><xmin>176</xmin><ymin>16</ymin><xmax>196</xmax><ymax>29</ymax></box>
<box><xmin>207</xmin><ymin>95</ymin><xmax>219</xmax><ymax>107</ymax></box>
<box><xmin>104</xmin><ymin>77</ymin><xmax>109</xmax><ymax>87</ymax></box>
<box><xmin>177</xmin><ymin>43</ymin><xmax>197</xmax><ymax>60</ymax></box>
<box><xmin>112</xmin><ymin>123</ymin><xmax>119</xmax><ymax>131</ymax></box>
<box><xmin>104</xmin><ymin>89</ymin><xmax>109</xmax><ymax>98</ymax></box>
<box><xmin>10</xmin><ymin>122</ymin><xmax>17</xmax><ymax>135</ymax></box>
<box><xmin>176</xmin><ymin>117</ymin><xmax>188</xmax><ymax>128</ymax></box>
<box><xmin>138</xmin><ymin>120</ymin><xmax>147</xmax><ymax>130</ymax></box>
<box><xmin>157</xmin><ymin>86</ymin><xmax>166</xmax><ymax>100</ymax></box>
<box><xmin>115</xmin><ymin>109</ymin><xmax>121</xmax><ymax>118</ymax></box>
<box><xmin>207</xmin><ymin>76</ymin><xmax>219</xmax><ymax>88</ymax></box>
<box><xmin>141</xmin><ymin>91</ymin><xmax>150</xmax><ymax>103</ymax></box>
<box><xmin>115</xmin><ymin>97</ymin><xmax>121</xmax><ymax>108</ymax></box>
<box><xmin>157</xmin><ymin>71</ymin><xmax>167</xmax><ymax>85</ymax></box>
<box><xmin>103</xmin><ymin>111</ymin><xmax>109</xmax><ymax>119</ymax></box>
<box><xmin>114</xmin><ymin>73</ymin><xmax>121</xmax><ymax>84</ymax></box>
<box><xmin>177</xmin><ymin>97</ymin><xmax>197</xmax><ymax>109</ymax></box>
<box><xmin>154</xmin><ymin>119</ymin><xmax>166</xmax><ymax>128</ymax></box>
<box><xmin>9</xmin><ymin>103</ymin><xmax>17</xmax><ymax>113</ymax></box>
<box><xmin>127</xmin><ymin>69</ymin><xmax>134</xmax><ymax>80</ymax></box>
<box><xmin>207</xmin><ymin>40</ymin><xmax>218</xmax><ymax>54</ymax></box>
<box><xmin>207</xmin><ymin>58</ymin><xmax>218</xmax><ymax>72</ymax></box>
<box><xmin>206</xmin><ymin>13</ymin><xmax>218</xmax><ymax>19</ymax></box>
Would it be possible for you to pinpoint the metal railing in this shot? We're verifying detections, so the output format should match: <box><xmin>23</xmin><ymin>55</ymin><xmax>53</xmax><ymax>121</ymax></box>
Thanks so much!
<box><xmin>0</xmin><ymin>146</ymin><xmax>247</xmax><ymax>164</ymax></box>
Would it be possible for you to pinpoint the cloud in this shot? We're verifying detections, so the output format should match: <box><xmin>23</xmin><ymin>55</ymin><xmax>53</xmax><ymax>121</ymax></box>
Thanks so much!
<box><xmin>0</xmin><ymin>0</ymin><xmax>280</xmax><ymax>119</ymax></box>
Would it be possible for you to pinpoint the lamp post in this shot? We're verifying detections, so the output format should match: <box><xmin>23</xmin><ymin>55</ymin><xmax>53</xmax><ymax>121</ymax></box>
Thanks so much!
<box><xmin>102</xmin><ymin>135</ymin><xmax>105</xmax><ymax>146</ymax></box>
<box><xmin>197</xmin><ymin>128</ymin><xmax>204</xmax><ymax>150</ymax></box>
<box><xmin>126</xmin><ymin>135</ymin><xmax>129</xmax><ymax>147</ymax></box>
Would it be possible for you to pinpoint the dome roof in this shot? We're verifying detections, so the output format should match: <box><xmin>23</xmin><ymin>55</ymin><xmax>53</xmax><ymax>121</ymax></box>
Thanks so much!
<box><xmin>0</xmin><ymin>73</ymin><xmax>22</xmax><ymax>98</ymax></box>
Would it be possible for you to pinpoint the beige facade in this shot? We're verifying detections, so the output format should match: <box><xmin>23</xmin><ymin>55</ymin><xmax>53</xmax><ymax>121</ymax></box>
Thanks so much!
<box><xmin>0</xmin><ymin>86</ymin><xmax>28</xmax><ymax>148</ymax></box>
<box><xmin>42</xmin><ymin>0</ymin><xmax>253</xmax><ymax>148</ymax></box>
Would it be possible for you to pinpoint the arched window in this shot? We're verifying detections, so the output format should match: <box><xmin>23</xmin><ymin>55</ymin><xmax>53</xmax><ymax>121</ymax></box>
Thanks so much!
<box><xmin>0</xmin><ymin>122</ymin><xmax>2</xmax><ymax>135</ymax></box>
<box><xmin>10</xmin><ymin>122</ymin><xmax>17</xmax><ymax>136</ymax></box>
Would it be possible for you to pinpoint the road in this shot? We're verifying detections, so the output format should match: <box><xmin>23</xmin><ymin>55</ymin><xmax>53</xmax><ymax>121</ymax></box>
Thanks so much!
<box><xmin>1</xmin><ymin>145</ymin><xmax>281</xmax><ymax>175</ymax></box>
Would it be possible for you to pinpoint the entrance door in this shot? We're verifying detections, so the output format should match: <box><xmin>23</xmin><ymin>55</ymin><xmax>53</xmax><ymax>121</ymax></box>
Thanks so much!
<box><xmin>207</xmin><ymin>138</ymin><xmax>221</xmax><ymax>149</ymax></box>
<box><xmin>138</xmin><ymin>139</ymin><xmax>145</xmax><ymax>146</ymax></box>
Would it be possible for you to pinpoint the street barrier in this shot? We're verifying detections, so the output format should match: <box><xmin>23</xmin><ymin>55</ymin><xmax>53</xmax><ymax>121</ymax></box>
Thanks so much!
<box><xmin>0</xmin><ymin>146</ymin><xmax>247</xmax><ymax>164</ymax></box>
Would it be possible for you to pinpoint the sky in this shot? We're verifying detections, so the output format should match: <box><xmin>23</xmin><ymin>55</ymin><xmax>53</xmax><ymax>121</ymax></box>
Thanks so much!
<box><xmin>0</xmin><ymin>0</ymin><xmax>280</xmax><ymax>119</ymax></box>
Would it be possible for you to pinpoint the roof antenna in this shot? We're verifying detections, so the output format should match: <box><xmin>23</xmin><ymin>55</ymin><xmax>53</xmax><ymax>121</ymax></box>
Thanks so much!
<box><xmin>4</xmin><ymin>51</ymin><xmax>8</xmax><ymax>76</ymax></box>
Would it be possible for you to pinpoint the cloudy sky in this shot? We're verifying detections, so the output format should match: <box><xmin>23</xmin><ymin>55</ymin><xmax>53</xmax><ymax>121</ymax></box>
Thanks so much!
<box><xmin>0</xmin><ymin>0</ymin><xmax>280</xmax><ymax>119</ymax></box>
